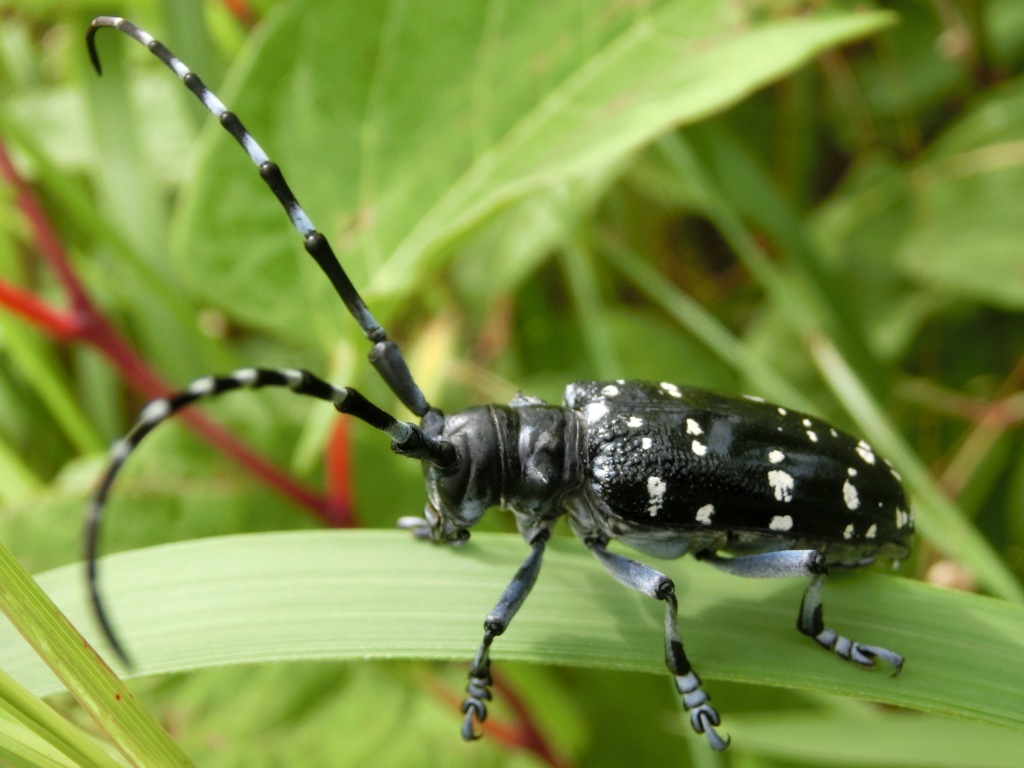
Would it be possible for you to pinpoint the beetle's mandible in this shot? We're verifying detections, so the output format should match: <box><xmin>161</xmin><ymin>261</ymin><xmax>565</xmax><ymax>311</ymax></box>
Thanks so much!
<box><xmin>84</xmin><ymin>17</ymin><xmax>912</xmax><ymax>754</ymax></box>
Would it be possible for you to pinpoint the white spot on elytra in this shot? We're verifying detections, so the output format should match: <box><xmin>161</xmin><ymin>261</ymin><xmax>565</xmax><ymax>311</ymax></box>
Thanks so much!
<box><xmin>768</xmin><ymin>470</ymin><xmax>794</xmax><ymax>502</ymax></box>
<box><xmin>856</xmin><ymin>440</ymin><xmax>877</xmax><ymax>465</ymax></box>
<box><xmin>806</xmin><ymin>430</ymin><xmax>818</xmax><ymax>443</ymax></box>
<box><xmin>686</xmin><ymin>418</ymin><xmax>703</xmax><ymax>436</ymax></box>
<box><xmin>865</xmin><ymin>524</ymin><xmax>878</xmax><ymax>539</ymax></box>
<box><xmin>691</xmin><ymin>440</ymin><xmax>707</xmax><ymax>457</ymax></box>
<box><xmin>777</xmin><ymin>407</ymin><xmax>788</xmax><ymax>416</ymax></box>
<box><xmin>843</xmin><ymin>523</ymin><xmax>855</xmax><ymax>540</ymax></box>
<box><xmin>647</xmin><ymin>476</ymin><xmax>667</xmax><ymax>517</ymax></box>
<box><xmin>768</xmin><ymin>449</ymin><xmax>785</xmax><ymax>464</ymax></box>
<box><xmin>802</xmin><ymin>418</ymin><xmax>812</xmax><ymax>427</ymax></box>
<box><xmin>847</xmin><ymin>467</ymin><xmax>858</xmax><ymax>477</ymax></box>
<box><xmin>660</xmin><ymin>382</ymin><xmax>683</xmax><ymax>398</ymax></box>
<box><xmin>641</xmin><ymin>437</ymin><xmax>653</xmax><ymax>450</ymax></box>
<box><xmin>695</xmin><ymin>504</ymin><xmax>715</xmax><ymax>525</ymax></box>
<box><xmin>584</xmin><ymin>403</ymin><xmax>609</xmax><ymax>424</ymax></box>
<box><xmin>626</xmin><ymin>416</ymin><xmax>644</xmax><ymax>428</ymax></box>
<box><xmin>830</xmin><ymin>428</ymin><xmax>839</xmax><ymax>438</ymax></box>
<box><xmin>744</xmin><ymin>394</ymin><xmax>765</xmax><ymax>403</ymax></box>
<box><xmin>890</xmin><ymin>467</ymin><xmax>903</xmax><ymax>482</ymax></box>
<box><xmin>842</xmin><ymin>479</ymin><xmax>860</xmax><ymax>510</ymax></box>
<box><xmin>769</xmin><ymin>514</ymin><xmax>793</xmax><ymax>532</ymax></box>
<box><xmin>895</xmin><ymin>509</ymin><xmax>910</xmax><ymax>529</ymax></box>
<box><xmin>601</xmin><ymin>384</ymin><xmax>620</xmax><ymax>397</ymax></box>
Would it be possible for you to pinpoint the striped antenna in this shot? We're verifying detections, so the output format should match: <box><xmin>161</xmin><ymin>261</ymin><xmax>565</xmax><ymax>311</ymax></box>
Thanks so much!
<box><xmin>86</xmin><ymin>16</ymin><xmax>432</xmax><ymax>418</ymax></box>
<box><xmin>85</xmin><ymin>367</ymin><xmax>455</xmax><ymax>663</ymax></box>
<box><xmin>84</xmin><ymin>17</ymin><xmax>463</xmax><ymax>662</ymax></box>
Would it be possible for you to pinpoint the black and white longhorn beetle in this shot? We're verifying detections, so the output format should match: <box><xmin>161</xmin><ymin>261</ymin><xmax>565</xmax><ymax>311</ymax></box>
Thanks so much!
<box><xmin>84</xmin><ymin>16</ymin><xmax>913</xmax><ymax>753</ymax></box>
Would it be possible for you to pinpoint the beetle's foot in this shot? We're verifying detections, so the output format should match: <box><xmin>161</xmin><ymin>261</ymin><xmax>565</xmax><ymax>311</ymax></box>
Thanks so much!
<box><xmin>460</xmin><ymin>698</ymin><xmax>486</xmax><ymax>741</ymax></box>
<box><xmin>460</xmin><ymin>666</ymin><xmax>492</xmax><ymax>740</ymax></box>
<box><xmin>677</xmin><ymin>671</ymin><xmax>729</xmax><ymax>751</ymax></box>
<box><xmin>396</xmin><ymin>516</ymin><xmax>431</xmax><ymax>541</ymax></box>
<box><xmin>690</xmin><ymin>704</ymin><xmax>730</xmax><ymax>752</ymax></box>
<box><xmin>815</xmin><ymin>628</ymin><xmax>904</xmax><ymax>675</ymax></box>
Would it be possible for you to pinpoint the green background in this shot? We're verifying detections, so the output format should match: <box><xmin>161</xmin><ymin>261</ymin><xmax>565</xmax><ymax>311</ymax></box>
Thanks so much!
<box><xmin>1</xmin><ymin>1</ymin><xmax>1023</xmax><ymax>766</ymax></box>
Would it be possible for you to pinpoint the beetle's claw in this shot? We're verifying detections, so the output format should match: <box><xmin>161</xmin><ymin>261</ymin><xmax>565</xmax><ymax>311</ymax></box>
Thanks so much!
<box><xmin>460</xmin><ymin>698</ymin><xmax>487</xmax><ymax>741</ymax></box>
<box><xmin>820</xmin><ymin>629</ymin><xmax>904</xmax><ymax>675</ymax></box>
<box><xmin>690</xmin><ymin>704</ymin><xmax>729</xmax><ymax>752</ymax></box>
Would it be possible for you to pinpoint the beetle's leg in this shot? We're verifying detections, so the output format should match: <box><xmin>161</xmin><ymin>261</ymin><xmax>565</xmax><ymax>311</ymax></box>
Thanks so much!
<box><xmin>586</xmin><ymin>539</ymin><xmax>729</xmax><ymax>752</ymax></box>
<box><xmin>461</xmin><ymin>529</ymin><xmax>549</xmax><ymax>740</ymax></box>
<box><xmin>698</xmin><ymin>551</ymin><xmax>903</xmax><ymax>673</ymax></box>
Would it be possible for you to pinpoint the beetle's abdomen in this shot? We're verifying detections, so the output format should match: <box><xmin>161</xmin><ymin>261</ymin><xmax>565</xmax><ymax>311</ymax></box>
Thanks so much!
<box><xmin>565</xmin><ymin>381</ymin><xmax>912</xmax><ymax>558</ymax></box>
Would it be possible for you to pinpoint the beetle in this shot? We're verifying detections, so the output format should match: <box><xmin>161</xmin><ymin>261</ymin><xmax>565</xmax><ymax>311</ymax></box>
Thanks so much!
<box><xmin>84</xmin><ymin>16</ymin><xmax>912</xmax><ymax>753</ymax></box>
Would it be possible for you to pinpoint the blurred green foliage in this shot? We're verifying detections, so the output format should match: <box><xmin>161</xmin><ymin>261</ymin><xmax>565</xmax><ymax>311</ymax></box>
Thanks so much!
<box><xmin>1</xmin><ymin>0</ymin><xmax>1022</xmax><ymax>766</ymax></box>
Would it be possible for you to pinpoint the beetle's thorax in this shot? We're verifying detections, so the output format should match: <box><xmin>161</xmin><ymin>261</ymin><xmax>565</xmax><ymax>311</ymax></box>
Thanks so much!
<box><xmin>421</xmin><ymin>403</ymin><xmax>582</xmax><ymax>542</ymax></box>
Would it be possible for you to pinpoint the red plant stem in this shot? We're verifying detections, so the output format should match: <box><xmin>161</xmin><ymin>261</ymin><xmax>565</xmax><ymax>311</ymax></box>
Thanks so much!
<box><xmin>491</xmin><ymin>672</ymin><xmax>571</xmax><ymax>768</ymax></box>
<box><xmin>324</xmin><ymin>416</ymin><xmax>356</xmax><ymax>527</ymax></box>
<box><xmin>430</xmin><ymin>672</ymin><xmax>571</xmax><ymax>768</ymax></box>
<box><xmin>0</xmin><ymin>136</ymin><xmax>345</xmax><ymax>520</ymax></box>
<box><xmin>222</xmin><ymin>0</ymin><xmax>258</xmax><ymax>27</ymax></box>
<box><xmin>0</xmin><ymin>278</ymin><xmax>78</xmax><ymax>338</ymax></box>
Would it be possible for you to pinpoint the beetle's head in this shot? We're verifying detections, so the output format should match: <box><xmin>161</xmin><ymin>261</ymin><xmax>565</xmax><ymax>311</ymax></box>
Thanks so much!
<box><xmin>410</xmin><ymin>406</ymin><xmax>503</xmax><ymax>544</ymax></box>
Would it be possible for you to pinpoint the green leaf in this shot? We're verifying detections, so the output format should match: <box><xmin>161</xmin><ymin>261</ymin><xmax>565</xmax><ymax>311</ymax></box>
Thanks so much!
<box><xmin>6</xmin><ymin>4</ymin><xmax>1022</xmax><ymax>765</ymax></box>
<box><xmin>0</xmin><ymin>666</ymin><xmax>119</xmax><ymax>768</ymax></box>
<box><xmin>0</xmin><ymin>541</ymin><xmax>193</xmax><ymax>767</ymax></box>
<box><xmin>2</xmin><ymin>531</ymin><xmax>1021</xmax><ymax>762</ymax></box>
<box><xmin>898</xmin><ymin>76</ymin><xmax>1024</xmax><ymax>309</ymax></box>
<box><xmin>174</xmin><ymin>0</ymin><xmax>895</xmax><ymax>340</ymax></box>
<box><xmin>727</xmin><ymin>710</ymin><xmax>1024</xmax><ymax>767</ymax></box>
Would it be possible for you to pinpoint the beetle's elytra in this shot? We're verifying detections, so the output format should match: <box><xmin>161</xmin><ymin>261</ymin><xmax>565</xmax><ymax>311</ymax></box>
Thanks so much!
<box><xmin>85</xmin><ymin>16</ymin><xmax>912</xmax><ymax>753</ymax></box>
